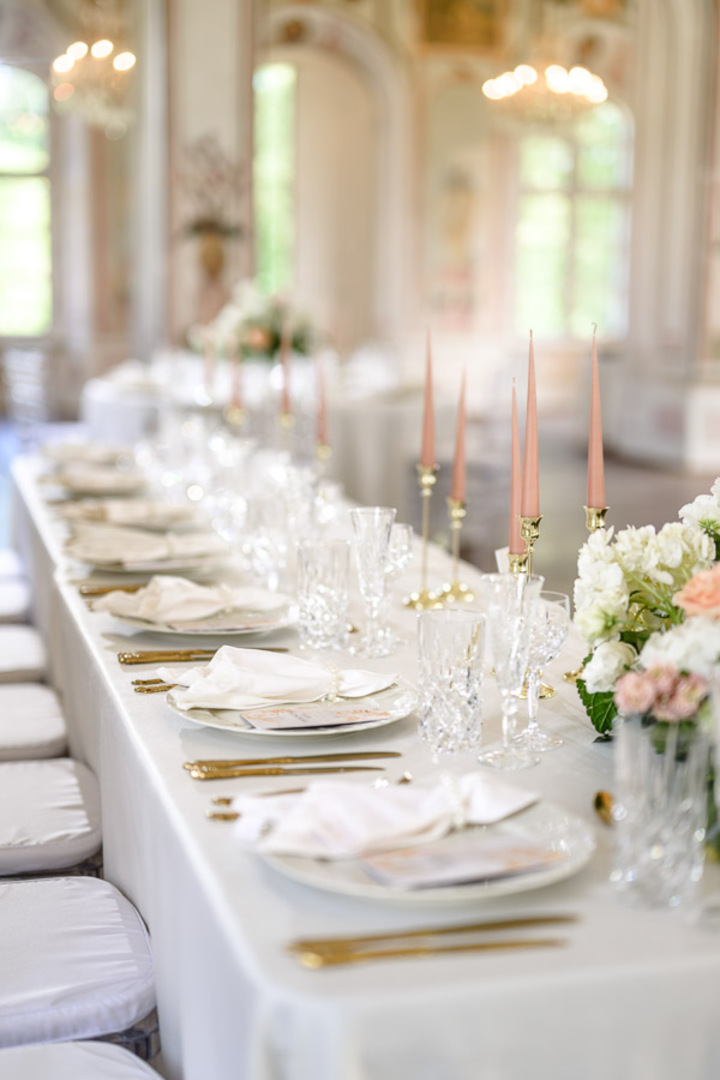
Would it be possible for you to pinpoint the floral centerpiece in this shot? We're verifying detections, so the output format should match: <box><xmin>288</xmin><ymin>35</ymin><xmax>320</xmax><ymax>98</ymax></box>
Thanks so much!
<box><xmin>573</xmin><ymin>481</ymin><xmax>720</xmax><ymax>854</ymax></box>
<box><xmin>204</xmin><ymin>279</ymin><xmax>318</xmax><ymax>360</ymax></box>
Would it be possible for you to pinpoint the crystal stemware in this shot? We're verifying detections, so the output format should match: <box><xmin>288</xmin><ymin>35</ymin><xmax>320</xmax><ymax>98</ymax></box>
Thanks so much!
<box><xmin>349</xmin><ymin>506</ymin><xmax>396</xmax><ymax>657</ymax></box>
<box><xmin>477</xmin><ymin>572</ymin><xmax>544</xmax><ymax>770</ymax></box>
<box><xmin>514</xmin><ymin>590</ymin><xmax>570</xmax><ymax>753</ymax></box>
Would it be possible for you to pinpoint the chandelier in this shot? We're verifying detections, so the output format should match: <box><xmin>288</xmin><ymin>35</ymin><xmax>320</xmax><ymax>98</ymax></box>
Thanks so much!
<box><xmin>481</xmin><ymin>2</ymin><xmax>609</xmax><ymax>125</ymax></box>
<box><xmin>50</xmin><ymin>0</ymin><xmax>136</xmax><ymax>138</ymax></box>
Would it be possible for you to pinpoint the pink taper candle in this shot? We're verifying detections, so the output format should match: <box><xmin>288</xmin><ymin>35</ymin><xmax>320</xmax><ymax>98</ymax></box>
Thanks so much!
<box><xmin>450</xmin><ymin>371</ymin><xmax>467</xmax><ymax>501</ymax></box>
<box><xmin>587</xmin><ymin>326</ymin><xmax>606</xmax><ymax>508</ymax></box>
<box><xmin>520</xmin><ymin>331</ymin><xmax>540</xmax><ymax>518</ymax></box>
<box><xmin>509</xmin><ymin>379</ymin><xmax>525</xmax><ymax>555</ymax></box>
<box><xmin>280</xmin><ymin>321</ymin><xmax>291</xmax><ymax>416</ymax></box>
<box><xmin>317</xmin><ymin>360</ymin><xmax>328</xmax><ymax>447</ymax></box>
<box><xmin>229</xmin><ymin>335</ymin><xmax>243</xmax><ymax>410</ymax></box>
<box><xmin>420</xmin><ymin>331</ymin><xmax>436</xmax><ymax>467</ymax></box>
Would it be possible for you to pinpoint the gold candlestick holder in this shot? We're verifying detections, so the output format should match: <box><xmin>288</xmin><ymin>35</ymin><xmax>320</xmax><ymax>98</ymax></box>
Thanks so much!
<box><xmin>405</xmin><ymin>464</ymin><xmax>444</xmax><ymax>610</ymax></box>
<box><xmin>508</xmin><ymin>550</ymin><xmax>529</xmax><ymax>575</ymax></box>
<box><xmin>519</xmin><ymin>514</ymin><xmax>543</xmax><ymax>577</ymax></box>
<box><xmin>584</xmin><ymin>505</ymin><xmax>609</xmax><ymax>533</ymax></box>
<box><xmin>223</xmin><ymin>404</ymin><xmax>247</xmax><ymax>430</ymax></box>
<box><xmin>441</xmin><ymin>498</ymin><xmax>475</xmax><ymax>603</ymax></box>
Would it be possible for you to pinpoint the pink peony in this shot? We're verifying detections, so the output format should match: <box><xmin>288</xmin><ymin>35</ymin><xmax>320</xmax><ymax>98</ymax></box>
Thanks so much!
<box><xmin>614</xmin><ymin>670</ymin><xmax>657</xmax><ymax>716</ymax></box>
<box><xmin>674</xmin><ymin>565</ymin><xmax>720</xmax><ymax>618</ymax></box>
<box><xmin>646</xmin><ymin>664</ymin><xmax>679</xmax><ymax>697</ymax></box>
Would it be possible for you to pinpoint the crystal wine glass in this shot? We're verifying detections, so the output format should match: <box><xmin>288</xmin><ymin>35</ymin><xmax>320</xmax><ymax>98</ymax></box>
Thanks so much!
<box><xmin>514</xmin><ymin>591</ymin><xmax>570</xmax><ymax>753</ymax></box>
<box><xmin>349</xmin><ymin>506</ymin><xmax>396</xmax><ymax>657</ymax></box>
<box><xmin>477</xmin><ymin>572</ymin><xmax>544</xmax><ymax>770</ymax></box>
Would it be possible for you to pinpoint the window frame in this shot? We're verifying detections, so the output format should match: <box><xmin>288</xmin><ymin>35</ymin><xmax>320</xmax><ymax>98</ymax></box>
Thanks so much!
<box><xmin>512</xmin><ymin>101</ymin><xmax>634</xmax><ymax>346</ymax></box>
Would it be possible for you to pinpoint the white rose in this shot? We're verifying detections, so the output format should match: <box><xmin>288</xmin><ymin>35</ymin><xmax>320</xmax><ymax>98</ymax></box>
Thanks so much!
<box><xmin>574</xmin><ymin>602</ymin><xmax>621</xmax><ymax>647</ymax></box>
<box><xmin>582</xmin><ymin>641</ymin><xmax>637</xmax><ymax>694</ymax></box>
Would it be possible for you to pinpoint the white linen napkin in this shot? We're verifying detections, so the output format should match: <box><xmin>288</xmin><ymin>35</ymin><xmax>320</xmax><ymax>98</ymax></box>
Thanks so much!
<box><xmin>56</xmin><ymin>464</ymin><xmax>145</xmax><ymax>493</ymax></box>
<box><xmin>94</xmin><ymin>575</ymin><xmax>290</xmax><ymax>623</ymax></box>
<box><xmin>67</xmin><ymin>525</ymin><xmax>227</xmax><ymax>565</ymax></box>
<box><xmin>160</xmin><ymin>645</ymin><xmax>397</xmax><ymax>711</ymax></box>
<box><xmin>231</xmin><ymin>773</ymin><xmax>538</xmax><ymax>859</ymax></box>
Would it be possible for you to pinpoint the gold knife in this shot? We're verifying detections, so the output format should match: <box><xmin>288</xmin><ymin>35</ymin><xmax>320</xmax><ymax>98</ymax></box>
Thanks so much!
<box><xmin>188</xmin><ymin>764</ymin><xmax>384</xmax><ymax>780</ymax></box>
<box><xmin>119</xmin><ymin>647</ymin><xmax>288</xmax><ymax>664</ymax></box>
<box><xmin>296</xmin><ymin>938</ymin><xmax>566</xmax><ymax>968</ymax></box>
<box><xmin>289</xmin><ymin>914</ymin><xmax>579</xmax><ymax>954</ymax></box>
<box><xmin>185</xmin><ymin>751</ymin><xmax>402</xmax><ymax>770</ymax></box>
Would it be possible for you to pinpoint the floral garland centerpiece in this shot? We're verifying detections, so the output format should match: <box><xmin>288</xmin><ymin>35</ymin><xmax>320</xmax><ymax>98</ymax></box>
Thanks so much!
<box><xmin>208</xmin><ymin>279</ymin><xmax>318</xmax><ymax>360</ymax></box>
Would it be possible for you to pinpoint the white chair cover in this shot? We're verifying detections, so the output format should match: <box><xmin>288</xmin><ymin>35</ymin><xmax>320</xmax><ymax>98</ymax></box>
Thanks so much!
<box><xmin>0</xmin><ymin>579</ymin><xmax>30</xmax><ymax>623</ymax></box>
<box><xmin>0</xmin><ymin>877</ymin><xmax>155</xmax><ymax>1047</ymax></box>
<box><xmin>0</xmin><ymin>1041</ymin><xmax>159</xmax><ymax>1079</ymax></box>
<box><xmin>0</xmin><ymin>759</ymin><xmax>101</xmax><ymax>873</ymax></box>
<box><xmin>0</xmin><ymin>625</ymin><xmax>46</xmax><ymax>682</ymax></box>
<box><xmin>0</xmin><ymin>683</ymin><xmax>67</xmax><ymax>759</ymax></box>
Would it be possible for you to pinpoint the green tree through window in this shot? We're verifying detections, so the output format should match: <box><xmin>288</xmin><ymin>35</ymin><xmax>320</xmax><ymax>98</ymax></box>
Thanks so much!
<box><xmin>0</xmin><ymin>65</ymin><xmax>52</xmax><ymax>336</ymax></box>
<box><xmin>253</xmin><ymin>63</ymin><xmax>296</xmax><ymax>296</ymax></box>
<box><xmin>515</xmin><ymin>102</ymin><xmax>632</xmax><ymax>340</ymax></box>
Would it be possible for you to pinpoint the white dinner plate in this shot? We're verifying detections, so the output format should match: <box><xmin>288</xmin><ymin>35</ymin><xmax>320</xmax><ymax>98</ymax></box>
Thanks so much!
<box><xmin>61</xmin><ymin>499</ymin><xmax>204</xmax><ymax>532</ymax></box>
<box><xmin>65</xmin><ymin>549</ymin><xmax>226</xmax><ymax>575</ymax></box>
<box><xmin>165</xmin><ymin>680</ymin><xmax>417</xmax><ymax>737</ymax></box>
<box><xmin>262</xmin><ymin>802</ymin><xmax>596</xmax><ymax>904</ymax></box>
<box><xmin>108</xmin><ymin>604</ymin><xmax>297</xmax><ymax>636</ymax></box>
<box><xmin>53</xmin><ymin>470</ymin><xmax>146</xmax><ymax>496</ymax></box>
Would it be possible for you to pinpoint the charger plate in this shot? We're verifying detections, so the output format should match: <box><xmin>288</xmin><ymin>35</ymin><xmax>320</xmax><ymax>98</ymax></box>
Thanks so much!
<box><xmin>263</xmin><ymin>802</ymin><xmax>595</xmax><ymax>904</ymax></box>
<box><xmin>109</xmin><ymin>603</ymin><xmax>297</xmax><ymax>636</ymax></box>
<box><xmin>165</xmin><ymin>680</ymin><xmax>417</xmax><ymax>737</ymax></box>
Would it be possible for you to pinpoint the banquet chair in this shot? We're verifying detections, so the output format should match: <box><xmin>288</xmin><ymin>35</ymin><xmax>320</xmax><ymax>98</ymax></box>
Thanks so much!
<box><xmin>0</xmin><ymin>624</ymin><xmax>47</xmax><ymax>683</ymax></box>
<box><xmin>0</xmin><ymin>683</ymin><xmax>68</xmax><ymax>760</ymax></box>
<box><xmin>0</xmin><ymin>877</ymin><xmax>156</xmax><ymax>1054</ymax></box>
<box><xmin>0</xmin><ymin>758</ymin><xmax>101</xmax><ymax>876</ymax></box>
<box><xmin>0</xmin><ymin>1041</ymin><xmax>161</xmax><ymax>1079</ymax></box>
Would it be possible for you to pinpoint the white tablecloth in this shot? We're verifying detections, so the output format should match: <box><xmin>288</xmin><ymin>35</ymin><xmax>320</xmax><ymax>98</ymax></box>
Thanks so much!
<box><xmin>10</xmin><ymin>454</ymin><xmax>720</xmax><ymax>1080</ymax></box>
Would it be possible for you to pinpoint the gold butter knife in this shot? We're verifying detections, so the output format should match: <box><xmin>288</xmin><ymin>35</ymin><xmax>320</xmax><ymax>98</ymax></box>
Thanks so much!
<box><xmin>289</xmin><ymin>914</ymin><xmax>578</xmax><ymax>954</ymax></box>
<box><xmin>189</xmin><ymin>764</ymin><xmax>384</xmax><ymax>780</ymax></box>
<box><xmin>185</xmin><ymin>751</ymin><xmax>402</xmax><ymax>770</ymax></box>
<box><xmin>296</xmin><ymin>938</ymin><xmax>566</xmax><ymax>969</ymax></box>
<box><xmin>119</xmin><ymin>647</ymin><xmax>288</xmax><ymax>664</ymax></box>
<box><xmin>79</xmin><ymin>582</ymin><xmax>147</xmax><ymax>596</ymax></box>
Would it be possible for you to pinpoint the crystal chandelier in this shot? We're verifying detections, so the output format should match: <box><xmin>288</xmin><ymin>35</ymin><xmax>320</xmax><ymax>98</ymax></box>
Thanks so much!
<box><xmin>50</xmin><ymin>0</ymin><xmax>136</xmax><ymax>138</ymax></box>
<box><xmin>481</xmin><ymin>2</ymin><xmax>609</xmax><ymax>125</ymax></box>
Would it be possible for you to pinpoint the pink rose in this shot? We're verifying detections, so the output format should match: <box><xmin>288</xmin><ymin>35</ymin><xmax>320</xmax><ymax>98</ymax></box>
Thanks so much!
<box><xmin>674</xmin><ymin>565</ymin><xmax>720</xmax><ymax>618</ymax></box>
<box><xmin>647</xmin><ymin>664</ymin><xmax>679</xmax><ymax>697</ymax></box>
<box><xmin>614</xmin><ymin>670</ymin><xmax>657</xmax><ymax>716</ymax></box>
<box><xmin>654</xmin><ymin>673</ymin><xmax>709</xmax><ymax>721</ymax></box>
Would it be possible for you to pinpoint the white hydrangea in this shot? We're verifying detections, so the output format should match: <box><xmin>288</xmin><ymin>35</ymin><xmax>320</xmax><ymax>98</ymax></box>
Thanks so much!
<box><xmin>582</xmin><ymin>640</ymin><xmax>637</xmax><ymax>694</ymax></box>
<box><xmin>638</xmin><ymin>616</ymin><xmax>720</xmax><ymax>678</ymax></box>
<box><xmin>680</xmin><ymin>492</ymin><xmax>720</xmax><ymax>531</ymax></box>
<box><xmin>645</xmin><ymin>521</ymin><xmax>713</xmax><ymax>586</ymax></box>
<box><xmin>613</xmin><ymin>525</ymin><xmax>658</xmax><ymax>577</ymax></box>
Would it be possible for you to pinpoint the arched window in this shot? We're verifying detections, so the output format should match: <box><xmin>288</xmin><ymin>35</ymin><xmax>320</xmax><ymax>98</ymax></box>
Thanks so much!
<box><xmin>253</xmin><ymin>62</ymin><xmax>296</xmax><ymax>295</ymax></box>
<box><xmin>514</xmin><ymin>101</ymin><xmax>633</xmax><ymax>340</ymax></box>
<box><xmin>0</xmin><ymin>64</ymin><xmax>52</xmax><ymax>337</ymax></box>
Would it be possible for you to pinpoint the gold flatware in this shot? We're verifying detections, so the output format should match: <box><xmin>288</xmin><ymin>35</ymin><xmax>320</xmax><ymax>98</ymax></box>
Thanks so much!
<box><xmin>295</xmin><ymin>938</ymin><xmax>566</xmax><ymax>969</ymax></box>
<box><xmin>132</xmin><ymin>678</ymin><xmax>165</xmax><ymax>685</ymax></box>
<box><xmin>184</xmin><ymin>751</ymin><xmax>402</xmax><ymax>771</ymax></box>
<box><xmin>594</xmin><ymin>790</ymin><xmax>614</xmax><ymax>826</ymax></box>
<box><xmin>212</xmin><ymin>788</ymin><xmax>307</xmax><ymax>806</ymax></box>
<box><xmin>207</xmin><ymin>811</ymin><xmax>240</xmax><ymax>822</ymax></box>
<box><xmin>135</xmin><ymin>683</ymin><xmax>177</xmax><ymax>693</ymax></box>
<box><xmin>289</xmin><ymin>914</ymin><xmax>578</xmax><ymax>955</ymax></box>
<box><xmin>118</xmin><ymin>647</ymin><xmax>288</xmax><ymax>664</ymax></box>
<box><xmin>189</xmin><ymin>764</ymin><xmax>384</xmax><ymax>780</ymax></box>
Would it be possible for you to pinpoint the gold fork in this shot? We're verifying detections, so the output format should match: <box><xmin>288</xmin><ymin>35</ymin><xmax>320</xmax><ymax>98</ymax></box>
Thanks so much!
<box><xmin>295</xmin><ymin>938</ymin><xmax>567</xmax><ymax>968</ymax></box>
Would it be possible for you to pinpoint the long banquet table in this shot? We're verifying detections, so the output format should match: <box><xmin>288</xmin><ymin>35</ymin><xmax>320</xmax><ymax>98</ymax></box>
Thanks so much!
<box><xmin>10</xmin><ymin>453</ymin><xmax>720</xmax><ymax>1080</ymax></box>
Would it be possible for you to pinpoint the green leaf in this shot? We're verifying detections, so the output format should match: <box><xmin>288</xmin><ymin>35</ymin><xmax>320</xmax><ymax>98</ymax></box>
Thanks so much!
<box><xmin>576</xmin><ymin>676</ymin><xmax>618</xmax><ymax>735</ymax></box>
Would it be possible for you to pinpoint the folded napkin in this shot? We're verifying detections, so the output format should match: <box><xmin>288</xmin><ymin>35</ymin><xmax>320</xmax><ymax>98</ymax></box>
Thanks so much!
<box><xmin>56</xmin><ymin>464</ymin><xmax>145</xmax><ymax>493</ymax></box>
<box><xmin>64</xmin><ymin>498</ymin><xmax>200</xmax><ymax>530</ymax></box>
<box><xmin>67</xmin><ymin>525</ymin><xmax>227</xmax><ymax>565</ymax></box>
<box><xmin>161</xmin><ymin>645</ymin><xmax>396</xmax><ymax>711</ymax></box>
<box><xmin>231</xmin><ymin>773</ymin><xmax>538</xmax><ymax>859</ymax></box>
<box><xmin>94</xmin><ymin>575</ymin><xmax>290</xmax><ymax>623</ymax></box>
<box><xmin>44</xmin><ymin>442</ymin><xmax>131</xmax><ymax>465</ymax></box>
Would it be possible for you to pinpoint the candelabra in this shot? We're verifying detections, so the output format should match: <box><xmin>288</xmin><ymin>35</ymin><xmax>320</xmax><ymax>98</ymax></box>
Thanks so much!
<box><xmin>440</xmin><ymin>498</ymin><xmax>475</xmax><ymax>603</ymax></box>
<box><xmin>405</xmin><ymin>465</ymin><xmax>444</xmax><ymax>610</ymax></box>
